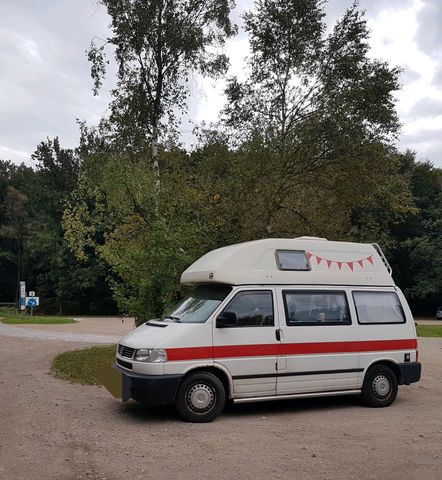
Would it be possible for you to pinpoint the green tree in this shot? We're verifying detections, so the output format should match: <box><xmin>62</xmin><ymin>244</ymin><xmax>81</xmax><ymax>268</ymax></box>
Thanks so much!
<box><xmin>387</xmin><ymin>155</ymin><xmax>442</xmax><ymax>313</ymax></box>
<box><xmin>27</xmin><ymin>139</ymin><xmax>113</xmax><ymax>314</ymax></box>
<box><xmin>0</xmin><ymin>161</ymin><xmax>39</xmax><ymax>302</ymax></box>
<box><xmin>0</xmin><ymin>186</ymin><xmax>31</xmax><ymax>303</ymax></box>
<box><xmin>225</xmin><ymin>0</ymin><xmax>399</xmax><ymax>142</ymax></box>
<box><xmin>88</xmin><ymin>0</ymin><xmax>236</xmax><ymax>197</ymax></box>
<box><xmin>63</xmin><ymin>143</ymin><xmax>214</xmax><ymax>320</ymax></box>
<box><xmin>221</xmin><ymin>0</ymin><xmax>408</xmax><ymax>239</ymax></box>
<box><xmin>0</xmin><ymin>140</ymin><xmax>115</xmax><ymax>314</ymax></box>
<box><xmin>31</xmin><ymin>138</ymin><xmax>81</xmax><ymax>224</ymax></box>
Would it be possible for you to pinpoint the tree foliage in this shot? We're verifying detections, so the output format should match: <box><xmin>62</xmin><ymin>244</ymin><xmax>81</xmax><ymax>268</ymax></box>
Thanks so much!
<box><xmin>88</xmin><ymin>0</ymin><xmax>236</xmax><ymax>195</ymax></box>
<box><xmin>220</xmin><ymin>0</ymin><xmax>407</xmax><ymax>239</ymax></box>
<box><xmin>0</xmin><ymin>140</ymin><xmax>115</xmax><ymax>314</ymax></box>
<box><xmin>224</xmin><ymin>0</ymin><xmax>399</xmax><ymax>143</ymax></box>
<box><xmin>1</xmin><ymin>1</ymin><xmax>440</xmax><ymax>318</ymax></box>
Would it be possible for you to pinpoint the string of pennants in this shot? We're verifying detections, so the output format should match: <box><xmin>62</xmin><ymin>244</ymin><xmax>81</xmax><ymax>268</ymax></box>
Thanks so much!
<box><xmin>307</xmin><ymin>252</ymin><xmax>374</xmax><ymax>271</ymax></box>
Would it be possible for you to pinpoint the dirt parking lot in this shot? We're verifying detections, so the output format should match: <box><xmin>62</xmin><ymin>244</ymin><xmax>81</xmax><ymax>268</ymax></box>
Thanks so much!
<box><xmin>1</xmin><ymin>325</ymin><xmax>441</xmax><ymax>480</ymax></box>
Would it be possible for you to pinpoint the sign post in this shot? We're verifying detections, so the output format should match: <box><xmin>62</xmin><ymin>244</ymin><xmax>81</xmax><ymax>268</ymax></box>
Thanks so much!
<box><xmin>19</xmin><ymin>281</ymin><xmax>26</xmax><ymax>313</ymax></box>
<box><xmin>26</xmin><ymin>294</ymin><xmax>39</xmax><ymax>317</ymax></box>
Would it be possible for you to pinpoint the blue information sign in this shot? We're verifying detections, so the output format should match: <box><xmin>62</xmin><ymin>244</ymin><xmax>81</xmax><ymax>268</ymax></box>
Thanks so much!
<box><xmin>25</xmin><ymin>296</ymin><xmax>39</xmax><ymax>308</ymax></box>
<box><xmin>27</xmin><ymin>298</ymin><xmax>37</xmax><ymax>308</ymax></box>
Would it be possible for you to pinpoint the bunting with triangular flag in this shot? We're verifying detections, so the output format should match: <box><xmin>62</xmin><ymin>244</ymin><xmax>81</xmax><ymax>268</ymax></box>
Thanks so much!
<box><xmin>307</xmin><ymin>252</ymin><xmax>374</xmax><ymax>271</ymax></box>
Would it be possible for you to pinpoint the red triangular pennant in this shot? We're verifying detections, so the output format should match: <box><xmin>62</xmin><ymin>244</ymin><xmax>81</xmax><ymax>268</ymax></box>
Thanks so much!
<box><xmin>306</xmin><ymin>254</ymin><xmax>372</xmax><ymax>271</ymax></box>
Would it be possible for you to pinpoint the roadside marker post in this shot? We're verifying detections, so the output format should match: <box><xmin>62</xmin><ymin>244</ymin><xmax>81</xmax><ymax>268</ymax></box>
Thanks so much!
<box><xmin>19</xmin><ymin>281</ymin><xmax>26</xmax><ymax>315</ymax></box>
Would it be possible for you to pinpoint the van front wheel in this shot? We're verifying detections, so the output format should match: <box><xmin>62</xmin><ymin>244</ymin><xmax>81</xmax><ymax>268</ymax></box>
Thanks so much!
<box><xmin>362</xmin><ymin>365</ymin><xmax>398</xmax><ymax>407</ymax></box>
<box><xmin>175</xmin><ymin>372</ymin><xmax>226</xmax><ymax>422</ymax></box>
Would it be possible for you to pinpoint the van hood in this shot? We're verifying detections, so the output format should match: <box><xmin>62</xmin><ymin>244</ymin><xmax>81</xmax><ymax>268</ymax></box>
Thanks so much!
<box><xmin>118</xmin><ymin>321</ymin><xmax>179</xmax><ymax>349</ymax></box>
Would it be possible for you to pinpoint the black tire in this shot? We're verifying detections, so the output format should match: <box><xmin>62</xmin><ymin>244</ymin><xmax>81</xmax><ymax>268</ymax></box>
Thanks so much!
<box><xmin>175</xmin><ymin>372</ymin><xmax>226</xmax><ymax>422</ymax></box>
<box><xmin>361</xmin><ymin>365</ymin><xmax>398</xmax><ymax>407</ymax></box>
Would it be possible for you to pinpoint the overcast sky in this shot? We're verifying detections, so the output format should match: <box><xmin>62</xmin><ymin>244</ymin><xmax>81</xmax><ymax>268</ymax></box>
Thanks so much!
<box><xmin>0</xmin><ymin>0</ymin><xmax>441</xmax><ymax>168</ymax></box>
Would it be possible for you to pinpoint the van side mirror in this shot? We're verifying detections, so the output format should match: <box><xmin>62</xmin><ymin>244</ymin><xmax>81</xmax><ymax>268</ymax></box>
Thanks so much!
<box><xmin>216</xmin><ymin>311</ymin><xmax>238</xmax><ymax>328</ymax></box>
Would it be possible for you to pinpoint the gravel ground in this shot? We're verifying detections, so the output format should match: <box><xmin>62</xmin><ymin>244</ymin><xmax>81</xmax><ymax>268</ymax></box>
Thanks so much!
<box><xmin>1</xmin><ymin>322</ymin><xmax>441</xmax><ymax>480</ymax></box>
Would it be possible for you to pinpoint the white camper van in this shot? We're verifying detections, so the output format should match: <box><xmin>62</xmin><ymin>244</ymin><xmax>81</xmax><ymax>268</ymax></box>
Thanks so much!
<box><xmin>114</xmin><ymin>237</ymin><xmax>421</xmax><ymax>422</ymax></box>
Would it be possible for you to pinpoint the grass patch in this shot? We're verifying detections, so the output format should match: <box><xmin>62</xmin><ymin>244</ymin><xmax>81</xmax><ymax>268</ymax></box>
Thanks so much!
<box><xmin>51</xmin><ymin>345</ymin><xmax>116</xmax><ymax>385</ymax></box>
<box><xmin>417</xmin><ymin>325</ymin><xmax>442</xmax><ymax>338</ymax></box>
<box><xmin>0</xmin><ymin>307</ymin><xmax>76</xmax><ymax>324</ymax></box>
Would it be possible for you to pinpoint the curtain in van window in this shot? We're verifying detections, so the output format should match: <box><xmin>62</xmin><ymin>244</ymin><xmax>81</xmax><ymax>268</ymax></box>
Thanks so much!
<box><xmin>353</xmin><ymin>292</ymin><xmax>405</xmax><ymax>324</ymax></box>
<box><xmin>283</xmin><ymin>291</ymin><xmax>350</xmax><ymax>325</ymax></box>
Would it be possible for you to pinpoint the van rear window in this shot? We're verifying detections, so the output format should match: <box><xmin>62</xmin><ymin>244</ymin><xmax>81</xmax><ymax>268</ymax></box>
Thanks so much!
<box><xmin>353</xmin><ymin>291</ymin><xmax>405</xmax><ymax>324</ymax></box>
<box><xmin>276</xmin><ymin>250</ymin><xmax>310</xmax><ymax>271</ymax></box>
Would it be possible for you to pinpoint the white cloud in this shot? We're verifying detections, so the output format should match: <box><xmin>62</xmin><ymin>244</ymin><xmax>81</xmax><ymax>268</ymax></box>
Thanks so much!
<box><xmin>195</xmin><ymin>36</ymin><xmax>250</xmax><ymax>124</ymax></box>
<box><xmin>0</xmin><ymin>145</ymin><xmax>31</xmax><ymax>164</ymax></box>
<box><xmin>19</xmin><ymin>36</ymin><xmax>45</xmax><ymax>64</ymax></box>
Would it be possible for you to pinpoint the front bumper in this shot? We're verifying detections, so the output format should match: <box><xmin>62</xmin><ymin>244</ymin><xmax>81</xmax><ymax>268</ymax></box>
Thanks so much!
<box><xmin>397</xmin><ymin>362</ymin><xmax>421</xmax><ymax>385</ymax></box>
<box><xmin>115</xmin><ymin>364</ymin><xmax>184</xmax><ymax>406</ymax></box>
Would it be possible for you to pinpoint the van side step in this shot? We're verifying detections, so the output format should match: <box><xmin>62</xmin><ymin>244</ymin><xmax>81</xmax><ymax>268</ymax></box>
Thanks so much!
<box><xmin>233</xmin><ymin>389</ymin><xmax>361</xmax><ymax>404</ymax></box>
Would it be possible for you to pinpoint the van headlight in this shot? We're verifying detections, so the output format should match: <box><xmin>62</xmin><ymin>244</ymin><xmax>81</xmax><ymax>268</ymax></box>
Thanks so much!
<box><xmin>134</xmin><ymin>348</ymin><xmax>167</xmax><ymax>363</ymax></box>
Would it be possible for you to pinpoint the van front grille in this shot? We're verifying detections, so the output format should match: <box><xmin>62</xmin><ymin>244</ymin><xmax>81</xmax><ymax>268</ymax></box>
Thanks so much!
<box><xmin>118</xmin><ymin>344</ymin><xmax>135</xmax><ymax>359</ymax></box>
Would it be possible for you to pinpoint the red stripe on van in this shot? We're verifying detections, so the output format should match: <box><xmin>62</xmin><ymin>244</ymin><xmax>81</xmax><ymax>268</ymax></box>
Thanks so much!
<box><xmin>167</xmin><ymin>346</ymin><xmax>213</xmax><ymax>361</ymax></box>
<box><xmin>166</xmin><ymin>339</ymin><xmax>417</xmax><ymax>361</ymax></box>
<box><xmin>280</xmin><ymin>339</ymin><xmax>417</xmax><ymax>355</ymax></box>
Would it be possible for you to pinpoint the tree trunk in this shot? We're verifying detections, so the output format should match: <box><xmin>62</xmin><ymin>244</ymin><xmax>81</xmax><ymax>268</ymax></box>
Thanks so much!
<box><xmin>15</xmin><ymin>240</ymin><xmax>21</xmax><ymax>305</ymax></box>
<box><xmin>151</xmin><ymin>124</ymin><xmax>160</xmax><ymax>209</ymax></box>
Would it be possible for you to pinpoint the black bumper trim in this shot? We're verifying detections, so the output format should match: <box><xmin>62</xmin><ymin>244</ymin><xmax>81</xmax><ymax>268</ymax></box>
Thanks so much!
<box><xmin>397</xmin><ymin>362</ymin><xmax>421</xmax><ymax>385</ymax></box>
<box><xmin>113</xmin><ymin>364</ymin><xmax>184</xmax><ymax>406</ymax></box>
<box><xmin>116</xmin><ymin>358</ymin><xmax>133</xmax><ymax>370</ymax></box>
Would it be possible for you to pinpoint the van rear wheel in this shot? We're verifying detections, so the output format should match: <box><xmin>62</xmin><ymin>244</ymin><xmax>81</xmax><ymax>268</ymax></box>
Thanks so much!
<box><xmin>175</xmin><ymin>372</ymin><xmax>226</xmax><ymax>422</ymax></box>
<box><xmin>362</xmin><ymin>365</ymin><xmax>398</xmax><ymax>407</ymax></box>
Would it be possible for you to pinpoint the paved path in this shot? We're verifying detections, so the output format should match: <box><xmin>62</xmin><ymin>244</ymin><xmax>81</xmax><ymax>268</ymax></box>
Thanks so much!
<box><xmin>0</xmin><ymin>316</ymin><xmax>135</xmax><ymax>343</ymax></box>
<box><xmin>415</xmin><ymin>319</ymin><xmax>442</xmax><ymax>326</ymax></box>
<box><xmin>0</xmin><ymin>323</ymin><xmax>121</xmax><ymax>343</ymax></box>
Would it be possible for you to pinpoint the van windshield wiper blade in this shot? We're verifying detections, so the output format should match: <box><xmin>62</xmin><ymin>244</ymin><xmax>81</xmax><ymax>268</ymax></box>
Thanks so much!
<box><xmin>162</xmin><ymin>316</ymin><xmax>181</xmax><ymax>323</ymax></box>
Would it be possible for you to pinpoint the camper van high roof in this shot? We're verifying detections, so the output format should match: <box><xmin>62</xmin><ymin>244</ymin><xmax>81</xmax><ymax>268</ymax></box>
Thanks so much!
<box><xmin>180</xmin><ymin>237</ymin><xmax>394</xmax><ymax>287</ymax></box>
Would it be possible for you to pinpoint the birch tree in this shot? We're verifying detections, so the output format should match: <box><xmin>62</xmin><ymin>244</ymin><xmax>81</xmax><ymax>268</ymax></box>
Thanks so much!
<box><xmin>88</xmin><ymin>0</ymin><xmax>236</xmax><ymax>199</ymax></box>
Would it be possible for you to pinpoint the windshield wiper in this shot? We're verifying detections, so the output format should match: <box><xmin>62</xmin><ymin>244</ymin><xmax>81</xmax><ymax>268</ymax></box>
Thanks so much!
<box><xmin>162</xmin><ymin>315</ymin><xmax>181</xmax><ymax>323</ymax></box>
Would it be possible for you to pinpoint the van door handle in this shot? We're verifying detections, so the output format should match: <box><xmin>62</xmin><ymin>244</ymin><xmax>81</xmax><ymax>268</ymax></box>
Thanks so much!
<box><xmin>275</xmin><ymin>329</ymin><xmax>282</xmax><ymax>341</ymax></box>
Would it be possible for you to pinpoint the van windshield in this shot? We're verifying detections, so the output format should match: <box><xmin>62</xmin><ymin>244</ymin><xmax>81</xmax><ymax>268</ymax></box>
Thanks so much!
<box><xmin>163</xmin><ymin>285</ymin><xmax>232</xmax><ymax>324</ymax></box>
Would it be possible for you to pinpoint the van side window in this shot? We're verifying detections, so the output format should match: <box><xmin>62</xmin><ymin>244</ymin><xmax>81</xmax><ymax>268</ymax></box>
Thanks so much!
<box><xmin>220</xmin><ymin>291</ymin><xmax>274</xmax><ymax>327</ymax></box>
<box><xmin>353</xmin><ymin>291</ymin><xmax>405</xmax><ymax>324</ymax></box>
<box><xmin>283</xmin><ymin>291</ymin><xmax>351</xmax><ymax>326</ymax></box>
